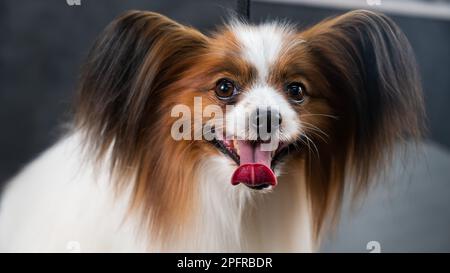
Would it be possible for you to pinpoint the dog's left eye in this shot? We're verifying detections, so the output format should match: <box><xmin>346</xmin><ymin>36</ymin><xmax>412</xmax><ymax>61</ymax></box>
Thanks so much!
<box><xmin>214</xmin><ymin>78</ymin><xmax>237</xmax><ymax>100</ymax></box>
<box><xmin>286</xmin><ymin>82</ymin><xmax>306</xmax><ymax>103</ymax></box>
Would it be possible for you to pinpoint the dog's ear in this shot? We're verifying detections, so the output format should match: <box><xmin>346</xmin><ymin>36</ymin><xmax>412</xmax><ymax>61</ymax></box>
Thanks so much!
<box><xmin>300</xmin><ymin>10</ymin><xmax>425</xmax><ymax>237</ymax></box>
<box><xmin>75</xmin><ymin>11</ymin><xmax>207</xmax><ymax>165</ymax></box>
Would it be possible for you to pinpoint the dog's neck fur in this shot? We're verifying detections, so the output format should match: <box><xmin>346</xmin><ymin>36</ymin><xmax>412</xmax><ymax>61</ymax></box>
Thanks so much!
<box><xmin>151</xmin><ymin>157</ymin><xmax>314</xmax><ymax>252</ymax></box>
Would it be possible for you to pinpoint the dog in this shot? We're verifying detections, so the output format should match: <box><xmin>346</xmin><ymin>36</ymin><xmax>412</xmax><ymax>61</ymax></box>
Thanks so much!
<box><xmin>0</xmin><ymin>10</ymin><xmax>424</xmax><ymax>252</ymax></box>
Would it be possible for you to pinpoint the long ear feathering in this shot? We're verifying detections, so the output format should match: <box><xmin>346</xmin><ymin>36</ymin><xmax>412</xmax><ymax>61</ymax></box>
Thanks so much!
<box><xmin>73</xmin><ymin>11</ymin><xmax>208</xmax><ymax>243</ymax></box>
<box><xmin>75</xmin><ymin>10</ymin><xmax>207</xmax><ymax>165</ymax></box>
<box><xmin>300</xmin><ymin>10</ymin><xmax>425</xmax><ymax>239</ymax></box>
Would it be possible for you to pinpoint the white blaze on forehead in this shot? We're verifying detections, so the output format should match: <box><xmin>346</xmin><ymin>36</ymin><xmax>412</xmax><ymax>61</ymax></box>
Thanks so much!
<box><xmin>230</xmin><ymin>22</ymin><xmax>293</xmax><ymax>81</ymax></box>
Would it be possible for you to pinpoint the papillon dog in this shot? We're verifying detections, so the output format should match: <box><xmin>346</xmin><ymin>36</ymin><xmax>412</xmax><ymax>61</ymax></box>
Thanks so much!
<box><xmin>0</xmin><ymin>10</ymin><xmax>424</xmax><ymax>252</ymax></box>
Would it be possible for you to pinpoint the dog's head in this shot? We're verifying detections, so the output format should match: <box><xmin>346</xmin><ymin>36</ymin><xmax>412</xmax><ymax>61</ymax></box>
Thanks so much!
<box><xmin>75</xmin><ymin>10</ymin><xmax>424</xmax><ymax>240</ymax></box>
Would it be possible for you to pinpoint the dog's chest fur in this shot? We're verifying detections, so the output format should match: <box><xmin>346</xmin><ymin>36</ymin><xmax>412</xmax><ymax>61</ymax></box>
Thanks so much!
<box><xmin>0</xmin><ymin>133</ymin><xmax>313</xmax><ymax>252</ymax></box>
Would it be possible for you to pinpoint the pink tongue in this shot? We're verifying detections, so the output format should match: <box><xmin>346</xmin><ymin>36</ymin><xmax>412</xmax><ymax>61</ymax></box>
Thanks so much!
<box><xmin>231</xmin><ymin>141</ymin><xmax>277</xmax><ymax>187</ymax></box>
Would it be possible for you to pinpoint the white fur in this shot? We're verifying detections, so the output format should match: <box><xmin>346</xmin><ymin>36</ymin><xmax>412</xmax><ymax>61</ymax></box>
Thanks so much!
<box><xmin>231</xmin><ymin>22</ymin><xmax>293</xmax><ymax>81</ymax></box>
<box><xmin>0</xmin><ymin>133</ymin><xmax>147</xmax><ymax>252</ymax></box>
<box><xmin>225</xmin><ymin>84</ymin><xmax>301</xmax><ymax>144</ymax></box>
<box><xmin>195</xmin><ymin>157</ymin><xmax>314</xmax><ymax>252</ymax></box>
<box><xmin>226</xmin><ymin>23</ymin><xmax>302</xmax><ymax>149</ymax></box>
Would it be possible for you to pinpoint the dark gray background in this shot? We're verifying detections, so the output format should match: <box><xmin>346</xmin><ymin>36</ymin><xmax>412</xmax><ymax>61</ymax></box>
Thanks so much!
<box><xmin>0</xmin><ymin>0</ymin><xmax>449</xmax><ymax>252</ymax></box>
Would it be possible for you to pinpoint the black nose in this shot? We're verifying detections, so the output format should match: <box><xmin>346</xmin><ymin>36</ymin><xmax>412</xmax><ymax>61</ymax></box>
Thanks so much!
<box><xmin>251</xmin><ymin>107</ymin><xmax>282</xmax><ymax>138</ymax></box>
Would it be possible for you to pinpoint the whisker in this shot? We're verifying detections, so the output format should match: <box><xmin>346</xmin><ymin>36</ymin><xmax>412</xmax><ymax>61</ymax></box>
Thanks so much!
<box><xmin>300</xmin><ymin>112</ymin><xmax>339</xmax><ymax>120</ymax></box>
<box><xmin>300</xmin><ymin>122</ymin><xmax>330</xmax><ymax>143</ymax></box>
<box><xmin>301</xmin><ymin>127</ymin><xmax>329</xmax><ymax>144</ymax></box>
<box><xmin>303</xmin><ymin>134</ymin><xmax>320</xmax><ymax>161</ymax></box>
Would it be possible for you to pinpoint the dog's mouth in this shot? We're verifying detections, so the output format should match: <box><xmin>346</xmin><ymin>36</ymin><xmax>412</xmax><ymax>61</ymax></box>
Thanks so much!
<box><xmin>209</xmin><ymin>137</ymin><xmax>295</xmax><ymax>190</ymax></box>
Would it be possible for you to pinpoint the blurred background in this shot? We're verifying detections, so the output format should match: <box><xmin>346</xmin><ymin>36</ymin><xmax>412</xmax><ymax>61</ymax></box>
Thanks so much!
<box><xmin>0</xmin><ymin>0</ymin><xmax>449</xmax><ymax>252</ymax></box>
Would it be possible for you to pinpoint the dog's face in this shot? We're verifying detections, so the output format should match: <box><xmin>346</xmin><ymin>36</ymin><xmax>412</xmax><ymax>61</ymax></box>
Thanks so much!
<box><xmin>167</xmin><ymin>23</ymin><xmax>335</xmax><ymax>191</ymax></box>
<box><xmin>75</xmin><ymin>10</ymin><xmax>424</xmax><ymax>239</ymax></box>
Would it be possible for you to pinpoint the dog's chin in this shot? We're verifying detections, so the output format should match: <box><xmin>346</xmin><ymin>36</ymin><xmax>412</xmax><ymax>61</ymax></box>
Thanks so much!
<box><xmin>207</xmin><ymin>137</ymin><xmax>297</xmax><ymax>192</ymax></box>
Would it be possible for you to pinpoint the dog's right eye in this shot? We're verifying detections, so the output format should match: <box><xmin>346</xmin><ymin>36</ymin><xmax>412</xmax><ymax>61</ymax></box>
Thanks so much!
<box><xmin>214</xmin><ymin>78</ymin><xmax>236</xmax><ymax>99</ymax></box>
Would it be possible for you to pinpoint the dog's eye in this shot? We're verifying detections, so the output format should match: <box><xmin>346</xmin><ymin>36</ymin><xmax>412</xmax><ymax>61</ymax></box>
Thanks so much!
<box><xmin>286</xmin><ymin>82</ymin><xmax>306</xmax><ymax>103</ymax></box>
<box><xmin>215</xmin><ymin>78</ymin><xmax>236</xmax><ymax>99</ymax></box>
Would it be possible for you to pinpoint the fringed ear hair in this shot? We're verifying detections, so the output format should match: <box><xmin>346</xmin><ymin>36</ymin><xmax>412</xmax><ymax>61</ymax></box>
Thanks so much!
<box><xmin>300</xmin><ymin>10</ymin><xmax>425</xmax><ymax>238</ymax></box>
<box><xmin>75</xmin><ymin>11</ymin><xmax>207</xmax><ymax>172</ymax></box>
<box><xmin>74</xmin><ymin>11</ymin><xmax>208</xmax><ymax>243</ymax></box>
